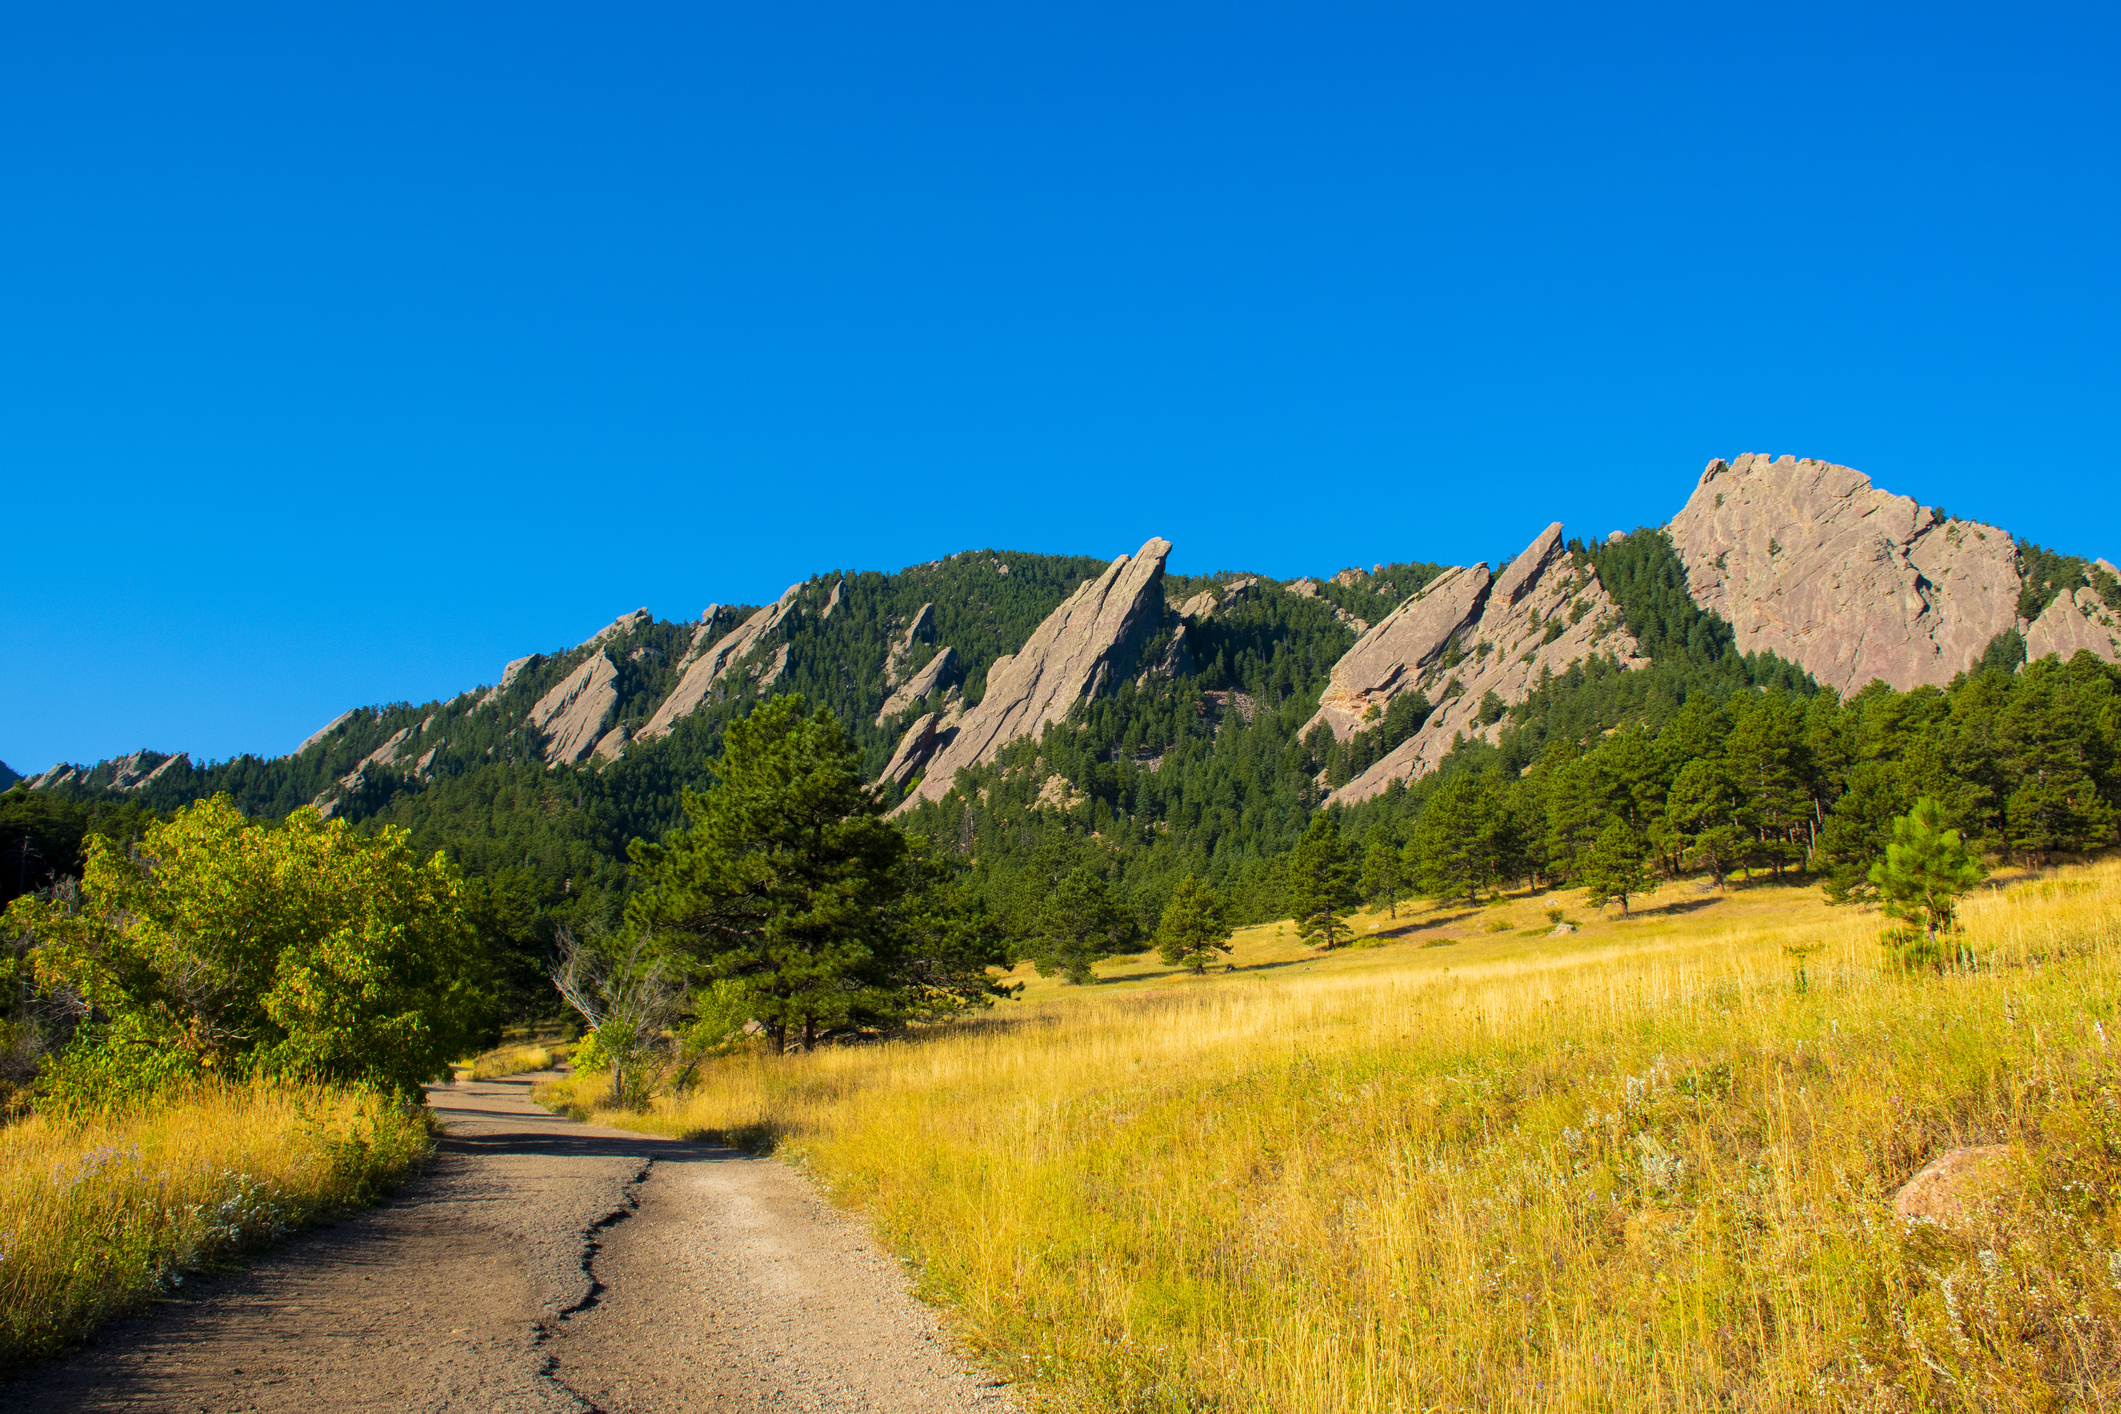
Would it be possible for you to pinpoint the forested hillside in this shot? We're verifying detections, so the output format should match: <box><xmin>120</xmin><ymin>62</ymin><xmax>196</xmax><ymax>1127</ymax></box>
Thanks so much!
<box><xmin>12</xmin><ymin>506</ymin><xmax>2121</xmax><ymax>1023</ymax></box>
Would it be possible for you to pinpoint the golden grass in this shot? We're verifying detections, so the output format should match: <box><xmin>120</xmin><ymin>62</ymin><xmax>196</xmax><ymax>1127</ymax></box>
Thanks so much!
<box><xmin>0</xmin><ymin>1080</ymin><xmax>431</xmax><ymax>1370</ymax></box>
<box><xmin>463</xmin><ymin>1041</ymin><xmax>567</xmax><ymax>1080</ymax></box>
<box><xmin>543</xmin><ymin>864</ymin><xmax>2121</xmax><ymax>1412</ymax></box>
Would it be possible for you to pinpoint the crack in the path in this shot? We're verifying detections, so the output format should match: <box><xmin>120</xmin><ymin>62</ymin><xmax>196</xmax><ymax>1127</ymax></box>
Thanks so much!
<box><xmin>536</xmin><ymin>1155</ymin><xmax>657</xmax><ymax>1412</ymax></box>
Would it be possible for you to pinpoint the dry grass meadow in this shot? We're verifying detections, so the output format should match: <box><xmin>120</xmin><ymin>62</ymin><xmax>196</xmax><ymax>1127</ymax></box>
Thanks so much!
<box><xmin>542</xmin><ymin>862</ymin><xmax>2121</xmax><ymax>1412</ymax></box>
<box><xmin>0</xmin><ymin>1080</ymin><xmax>431</xmax><ymax>1370</ymax></box>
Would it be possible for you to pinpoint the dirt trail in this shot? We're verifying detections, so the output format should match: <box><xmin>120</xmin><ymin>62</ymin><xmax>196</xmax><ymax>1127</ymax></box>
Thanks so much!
<box><xmin>8</xmin><ymin>1074</ymin><xmax>1016</xmax><ymax>1413</ymax></box>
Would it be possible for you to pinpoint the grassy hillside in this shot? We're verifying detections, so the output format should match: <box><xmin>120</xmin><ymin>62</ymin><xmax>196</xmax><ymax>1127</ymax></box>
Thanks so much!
<box><xmin>546</xmin><ymin>861</ymin><xmax>2121</xmax><ymax>1412</ymax></box>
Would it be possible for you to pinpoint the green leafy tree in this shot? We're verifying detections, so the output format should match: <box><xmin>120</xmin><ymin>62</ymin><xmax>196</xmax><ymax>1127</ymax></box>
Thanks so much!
<box><xmin>12</xmin><ymin>794</ymin><xmax>490</xmax><ymax>1106</ymax></box>
<box><xmin>1031</xmin><ymin>865</ymin><xmax>1136</xmax><ymax>984</ymax></box>
<box><xmin>1286</xmin><ymin>812</ymin><xmax>1359</xmax><ymax>950</ymax></box>
<box><xmin>1580</xmin><ymin>818</ymin><xmax>1656</xmax><ymax>916</ymax></box>
<box><xmin>1869</xmin><ymin>797</ymin><xmax>1986</xmax><ymax>945</ymax></box>
<box><xmin>1360</xmin><ymin>836</ymin><xmax>1405</xmax><ymax>919</ymax></box>
<box><xmin>627</xmin><ymin>696</ymin><xmax>911</xmax><ymax>1051</ymax></box>
<box><xmin>1155</xmin><ymin>875</ymin><xmax>1234</xmax><ymax>973</ymax></box>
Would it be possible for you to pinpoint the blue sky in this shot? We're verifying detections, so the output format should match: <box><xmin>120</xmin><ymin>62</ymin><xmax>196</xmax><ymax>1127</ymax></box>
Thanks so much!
<box><xmin>4</xmin><ymin>2</ymin><xmax>2116</xmax><ymax>773</ymax></box>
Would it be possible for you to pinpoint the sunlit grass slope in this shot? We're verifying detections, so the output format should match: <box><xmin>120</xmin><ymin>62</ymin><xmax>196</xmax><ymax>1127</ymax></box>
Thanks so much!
<box><xmin>549</xmin><ymin>867</ymin><xmax>2121</xmax><ymax>1412</ymax></box>
<box><xmin>0</xmin><ymin>1081</ymin><xmax>430</xmax><ymax>1370</ymax></box>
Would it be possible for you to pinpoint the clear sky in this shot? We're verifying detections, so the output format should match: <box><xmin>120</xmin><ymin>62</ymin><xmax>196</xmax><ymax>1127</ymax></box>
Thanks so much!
<box><xmin>4</xmin><ymin>2</ymin><xmax>2116</xmax><ymax>774</ymax></box>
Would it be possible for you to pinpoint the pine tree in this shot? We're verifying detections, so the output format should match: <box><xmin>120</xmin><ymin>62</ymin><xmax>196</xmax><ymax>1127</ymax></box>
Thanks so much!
<box><xmin>1286</xmin><ymin>812</ymin><xmax>1359</xmax><ymax>950</ymax></box>
<box><xmin>1580</xmin><ymin>818</ymin><xmax>1655</xmax><ymax>916</ymax></box>
<box><xmin>1032</xmin><ymin>865</ymin><xmax>1137</xmax><ymax>984</ymax></box>
<box><xmin>626</xmin><ymin>696</ymin><xmax>910</xmax><ymax>1051</ymax></box>
<box><xmin>1408</xmin><ymin>775</ymin><xmax>1492</xmax><ymax>906</ymax></box>
<box><xmin>1360</xmin><ymin>836</ymin><xmax>1404</xmax><ymax>919</ymax></box>
<box><xmin>1666</xmin><ymin>757</ymin><xmax>1744</xmax><ymax>890</ymax></box>
<box><xmin>1869</xmin><ymin>796</ymin><xmax>1985</xmax><ymax>947</ymax></box>
<box><xmin>1155</xmin><ymin>874</ymin><xmax>1234</xmax><ymax>973</ymax></box>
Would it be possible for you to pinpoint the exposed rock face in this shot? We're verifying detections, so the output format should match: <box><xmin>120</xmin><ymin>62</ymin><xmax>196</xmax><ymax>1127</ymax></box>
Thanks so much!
<box><xmin>296</xmin><ymin>709</ymin><xmax>359</xmax><ymax>755</ymax></box>
<box><xmin>1144</xmin><ymin>624</ymin><xmax>1193</xmax><ymax>680</ymax></box>
<box><xmin>1305</xmin><ymin>564</ymin><xmax>1493</xmax><ymax>740</ymax></box>
<box><xmin>637</xmin><ymin>585</ymin><xmax>802</xmax><ymax>742</ymax></box>
<box><xmin>28</xmin><ymin>764</ymin><xmax>78</xmax><ymax>790</ymax></box>
<box><xmin>528</xmin><ymin>653</ymin><xmax>619</xmax><ymax>766</ymax></box>
<box><xmin>1667</xmin><ymin>454</ymin><xmax>2024</xmax><ymax>693</ymax></box>
<box><xmin>1178</xmin><ymin>577</ymin><xmax>1257</xmax><ymax>620</ymax></box>
<box><xmin>337</xmin><ymin>728</ymin><xmax>414</xmax><ymax>789</ymax></box>
<box><xmin>2026</xmin><ymin>587</ymin><xmax>2121</xmax><ymax>663</ymax></box>
<box><xmin>591</xmin><ymin>725</ymin><xmax>628</xmax><ymax>764</ymax></box>
<box><xmin>579</xmin><ymin>608</ymin><xmax>649</xmax><ymax>650</ymax></box>
<box><xmin>891</xmin><ymin>537</ymin><xmax>1172</xmax><ymax>814</ymax></box>
<box><xmin>137</xmin><ymin>753</ymin><xmax>189</xmax><ymax>789</ymax></box>
<box><xmin>414</xmin><ymin>745</ymin><xmax>440</xmax><ymax>777</ymax></box>
<box><xmin>476</xmin><ymin>655</ymin><xmax>540</xmax><ymax>710</ymax></box>
<box><xmin>755</xmin><ymin>642</ymin><xmax>791</xmax><ymax>690</ymax></box>
<box><xmin>821</xmin><ymin>580</ymin><xmax>843</xmax><ymax>619</ymax></box>
<box><xmin>1328</xmin><ymin>524</ymin><xmax>1648</xmax><ymax>806</ymax></box>
<box><xmin>877</xmin><ymin>646</ymin><xmax>959</xmax><ymax>725</ymax></box>
<box><xmin>885</xmin><ymin>604</ymin><xmax>936</xmax><ymax>687</ymax></box>
<box><xmin>879</xmin><ymin>712</ymin><xmax>941</xmax><ymax>790</ymax></box>
<box><xmin>105</xmin><ymin>750</ymin><xmax>157</xmax><ymax>791</ymax></box>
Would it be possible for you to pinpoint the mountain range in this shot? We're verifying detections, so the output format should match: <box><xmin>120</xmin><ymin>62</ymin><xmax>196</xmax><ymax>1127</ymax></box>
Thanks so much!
<box><xmin>8</xmin><ymin>451</ymin><xmax>2117</xmax><ymax>954</ymax></box>
<box><xmin>22</xmin><ymin>452</ymin><xmax>2117</xmax><ymax>805</ymax></box>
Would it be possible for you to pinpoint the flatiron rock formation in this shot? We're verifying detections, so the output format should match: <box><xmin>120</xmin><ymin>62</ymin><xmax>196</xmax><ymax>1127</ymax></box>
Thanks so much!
<box><xmin>1177</xmin><ymin>577</ymin><xmax>1257</xmax><ymax>621</ymax></box>
<box><xmin>891</xmin><ymin>537</ymin><xmax>1172</xmax><ymax>814</ymax></box>
<box><xmin>1666</xmin><ymin>454</ymin><xmax>2023</xmax><ymax>693</ymax></box>
<box><xmin>1327</xmin><ymin>524</ymin><xmax>1647</xmax><ymax>806</ymax></box>
<box><xmin>1304</xmin><ymin>563</ymin><xmax>1493</xmax><ymax>741</ymax></box>
<box><xmin>528</xmin><ymin>652</ymin><xmax>619</xmax><ymax>766</ymax></box>
<box><xmin>884</xmin><ymin>604</ymin><xmax>936</xmax><ymax>687</ymax></box>
<box><xmin>296</xmin><ymin>709</ymin><xmax>360</xmax><ymax>755</ymax></box>
<box><xmin>475</xmin><ymin>656</ymin><xmax>540</xmax><ymax>710</ymax></box>
<box><xmin>2026</xmin><ymin>587</ymin><xmax>2121</xmax><ymax>663</ymax></box>
<box><xmin>578</xmin><ymin>608</ymin><xmax>649</xmax><ymax>650</ymax></box>
<box><xmin>637</xmin><ymin>585</ymin><xmax>802</xmax><ymax>742</ymax></box>
<box><xmin>879</xmin><ymin>712</ymin><xmax>941</xmax><ymax>790</ymax></box>
<box><xmin>876</xmin><ymin>645</ymin><xmax>958</xmax><ymax>725</ymax></box>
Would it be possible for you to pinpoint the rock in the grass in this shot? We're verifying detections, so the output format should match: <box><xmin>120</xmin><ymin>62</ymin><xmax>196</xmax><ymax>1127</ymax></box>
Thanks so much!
<box><xmin>876</xmin><ymin>645</ymin><xmax>959</xmax><ymax>725</ymax></box>
<box><xmin>879</xmin><ymin>712</ymin><xmax>941</xmax><ymax>790</ymax></box>
<box><xmin>1666</xmin><ymin>454</ymin><xmax>2025</xmax><ymax>692</ymax></box>
<box><xmin>528</xmin><ymin>653</ymin><xmax>620</xmax><ymax>766</ymax></box>
<box><xmin>1893</xmin><ymin>1145</ymin><xmax>2014</xmax><ymax>1226</ymax></box>
<box><xmin>636</xmin><ymin>585</ymin><xmax>803</xmax><ymax>741</ymax></box>
<box><xmin>1547</xmin><ymin>922</ymin><xmax>1576</xmax><ymax>936</ymax></box>
<box><xmin>891</xmin><ymin>536</ymin><xmax>1172</xmax><ymax>814</ymax></box>
<box><xmin>2024</xmin><ymin>586</ymin><xmax>2121</xmax><ymax>664</ymax></box>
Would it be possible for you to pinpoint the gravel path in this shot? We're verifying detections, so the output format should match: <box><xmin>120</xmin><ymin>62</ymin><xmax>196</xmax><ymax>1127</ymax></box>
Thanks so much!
<box><xmin>7</xmin><ymin>1074</ymin><xmax>1017</xmax><ymax>1413</ymax></box>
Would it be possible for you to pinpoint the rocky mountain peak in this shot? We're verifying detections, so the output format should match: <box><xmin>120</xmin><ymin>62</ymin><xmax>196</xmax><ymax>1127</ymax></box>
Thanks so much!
<box><xmin>1666</xmin><ymin>453</ymin><xmax>2024</xmax><ymax>693</ymax></box>
<box><xmin>889</xmin><ymin>536</ymin><xmax>1172</xmax><ymax>814</ymax></box>
<box><xmin>1324</xmin><ymin>523</ymin><xmax>1648</xmax><ymax>806</ymax></box>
